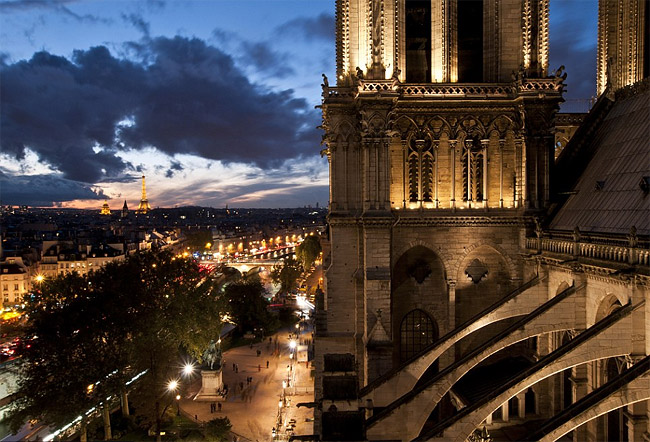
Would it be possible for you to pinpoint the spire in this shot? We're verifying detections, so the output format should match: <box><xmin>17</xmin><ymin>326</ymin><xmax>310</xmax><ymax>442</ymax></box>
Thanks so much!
<box><xmin>136</xmin><ymin>175</ymin><xmax>152</xmax><ymax>214</ymax></box>
<box><xmin>121</xmin><ymin>200</ymin><xmax>129</xmax><ymax>218</ymax></box>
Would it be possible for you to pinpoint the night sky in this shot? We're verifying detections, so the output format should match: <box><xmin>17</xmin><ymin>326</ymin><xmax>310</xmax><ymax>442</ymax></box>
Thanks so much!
<box><xmin>0</xmin><ymin>0</ymin><xmax>597</xmax><ymax>209</ymax></box>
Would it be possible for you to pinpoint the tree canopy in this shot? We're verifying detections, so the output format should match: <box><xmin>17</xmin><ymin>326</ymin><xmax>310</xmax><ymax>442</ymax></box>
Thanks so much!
<box><xmin>225</xmin><ymin>279</ymin><xmax>277</xmax><ymax>335</ymax></box>
<box><xmin>270</xmin><ymin>256</ymin><xmax>302</xmax><ymax>294</ymax></box>
<box><xmin>8</xmin><ymin>251</ymin><xmax>229</xmax><ymax>440</ymax></box>
<box><xmin>296</xmin><ymin>234</ymin><xmax>322</xmax><ymax>269</ymax></box>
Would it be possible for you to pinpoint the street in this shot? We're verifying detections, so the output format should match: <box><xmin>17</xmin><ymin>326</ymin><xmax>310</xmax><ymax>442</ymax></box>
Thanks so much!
<box><xmin>180</xmin><ymin>327</ymin><xmax>314</xmax><ymax>442</ymax></box>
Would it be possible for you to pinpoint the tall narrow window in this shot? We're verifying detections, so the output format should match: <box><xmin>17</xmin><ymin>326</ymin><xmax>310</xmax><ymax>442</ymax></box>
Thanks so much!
<box><xmin>400</xmin><ymin>309</ymin><xmax>436</xmax><ymax>361</ymax></box>
<box><xmin>457</xmin><ymin>0</ymin><xmax>483</xmax><ymax>82</ymax></box>
<box><xmin>408</xmin><ymin>138</ymin><xmax>434</xmax><ymax>203</ymax></box>
<box><xmin>406</xmin><ymin>0</ymin><xmax>431</xmax><ymax>82</ymax></box>
<box><xmin>462</xmin><ymin>137</ymin><xmax>484</xmax><ymax>202</ymax></box>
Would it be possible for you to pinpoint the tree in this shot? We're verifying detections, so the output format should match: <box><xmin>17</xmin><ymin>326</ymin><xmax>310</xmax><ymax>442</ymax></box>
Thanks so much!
<box><xmin>204</xmin><ymin>417</ymin><xmax>232</xmax><ymax>442</ymax></box>
<box><xmin>225</xmin><ymin>279</ymin><xmax>277</xmax><ymax>335</ymax></box>
<box><xmin>8</xmin><ymin>251</ymin><xmax>229</xmax><ymax>442</ymax></box>
<box><xmin>296</xmin><ymin>234</ymin><xmax>322</xmax><ymax>269</ymax></box>
<box><xmin>270</xmin><ymin>256</ymin><xmax>302</xmax><ymax>294</ymax></box>
<box><xmin>7</xmin><ymin>272</ymin><xmax>125</xmax><ymax>441</ymax></box>
<box><xmin>184</xmin><ymin>229</ymin><xmax>213</xmax><ymax>250</ymax></box>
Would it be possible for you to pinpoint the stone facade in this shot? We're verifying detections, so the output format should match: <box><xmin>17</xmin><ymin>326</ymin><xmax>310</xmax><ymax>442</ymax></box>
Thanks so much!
<box><xmin>315</xmin><ymin>1</ymin><xmax>649</xmax><ymax>441</ymax></box>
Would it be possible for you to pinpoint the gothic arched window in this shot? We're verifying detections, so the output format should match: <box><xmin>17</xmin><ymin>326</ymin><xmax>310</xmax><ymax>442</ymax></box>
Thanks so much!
<box><xmin>408</xmin><ymin>138</ymin><xmax>434</xmax><ymax>203</ymax></box>
<box><xmin>462</xmin><ymin>136</ymin><xmax>485</xmax><ymax>202</ymax></box>
<box><xmin>400</xmin><ymin>309</ymin><xmax>436</xmax><ymax>361</ymax></box>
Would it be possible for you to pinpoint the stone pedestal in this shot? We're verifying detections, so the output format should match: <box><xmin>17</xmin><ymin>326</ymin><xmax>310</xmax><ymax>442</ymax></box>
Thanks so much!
<box><xmin>194</xmin><ymin>369</ymin><xmax>223</xmax><ymax>401</ymax></box>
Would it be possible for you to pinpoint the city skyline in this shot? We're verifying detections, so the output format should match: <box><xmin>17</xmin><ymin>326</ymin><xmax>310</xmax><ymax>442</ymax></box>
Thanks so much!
<box><xmin>1</xmin><ymin>0</ymin><xmax>597</xmax><ymax>209</ymax></box>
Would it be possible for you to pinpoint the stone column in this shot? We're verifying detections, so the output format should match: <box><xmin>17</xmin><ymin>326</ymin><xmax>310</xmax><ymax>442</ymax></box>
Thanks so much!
<box><xmin>517</xmin><ymin>392</ymin><xmax>526</xmax><ymax>418</ymax></box>
<box><xmin>515</xmin><ymin>138</ymin><xmax>527</xmax><ymax>208</ymax></box>
<box><xmin>499</xmin><ymin>139</ymin><xmax>505</xmax><ymax>208</ymax></box>
<box><xmin>434</xmin><ymin>140</ymin><xmax>440</xmax><ymax>207</ymax></box>
<box><xmin>342</xmin><ymin>142</ymin><xmax>349</xmax><ymax>211</ymax></box>
<box><xmin>481</xmin><ymin>139</ymin><xmax>489</xmax><ymax>208</ymax></box>
<box><xmin>363</xmin><ymin>140</ymin><xmax>371</xmax><ymax>210</ymax></box>
<box><xmin>466</xmin><ymin>143</ymin><xmax>472</xmax><ymax>206</ymax></box>
<box><xmin>625</xmin><ymin>401</ymin><xmax>649</xmax><ymax>442</ymax></box>
<box><xmin>501</xmin><ymin>401</ymin><xmax>509</xmax><ymax>422</ymax></box>
<box><xmin>415</xmin><ymin>139</ymin><xmax>426</xmax><ymax>207</ymax></box>
<box><xmin>450</xmin><ymin>140</ymin><xmax>457</xmax><ymax>208</ymax></box>
<box><xmin>447</xmin><ymin>279</ymin><xmax>456</xmax><ymax>330</ymax></box>
<box><xmin>401</xmin><ymin>139</ymin><xmax>408</xmax><ymax>208</ymax></box>
<box><xmin>328</xmin><ymin>143</ymin><xmax>337</xmax><ymax>210</ymax></box>
<box><xmin>571</xmin><ymin>364</ymin><xmax>590</xmax><ymax>442</ymax></box>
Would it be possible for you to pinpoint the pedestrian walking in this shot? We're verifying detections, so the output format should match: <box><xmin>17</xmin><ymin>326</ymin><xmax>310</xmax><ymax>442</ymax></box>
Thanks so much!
<box><xmin>232</xmin><ymin>363</ymin><xmax>235</xmax><ymax>371</ymax></box>
<box><xmin>235</xmin><ymin>363</ymin><xmax>238</xmax><ymax>373</ymax></box>
<box><xmin>266</xmin><ymin>360</ymin><xmax>269</xmax><ymax>368</ymax></box>
<box><xmin>217</xmin><ymin>402</ymin><xmax>222</xmax><ymax>412</ymax></box>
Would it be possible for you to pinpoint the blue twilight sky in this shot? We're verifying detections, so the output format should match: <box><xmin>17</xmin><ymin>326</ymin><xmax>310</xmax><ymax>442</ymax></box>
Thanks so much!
<box><xmin>0</xmin><ymin>0</ymin><xmax>597</xmax><ymax>209</ymax></box>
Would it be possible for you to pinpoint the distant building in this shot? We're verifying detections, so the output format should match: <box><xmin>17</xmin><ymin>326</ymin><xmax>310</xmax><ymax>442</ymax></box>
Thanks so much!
<box><xmin>121</xmin><ymin>200</ymin><xmax>129</xmax><ymax>218</ymax></box>
<box><xmin>41</xmin><ymin>241</ymin><xmax>125</xmax><ymax>278</ymax></box>
<box><xmin>0</xmin><ymin>257</ymin><xmax>31</xmax><ymax>306</ymax></box>
<box><xmin>100</xmin><ymin>200</ymin><xmax>111</xmax><ymax>216</ymax></box>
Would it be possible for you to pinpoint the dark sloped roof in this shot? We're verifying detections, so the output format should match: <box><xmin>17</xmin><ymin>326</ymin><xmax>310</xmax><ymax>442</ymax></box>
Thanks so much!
<box><xmin>550</xmin><ymin>82</ymin><xmax>650</xmax><ymax>236</ymax></box>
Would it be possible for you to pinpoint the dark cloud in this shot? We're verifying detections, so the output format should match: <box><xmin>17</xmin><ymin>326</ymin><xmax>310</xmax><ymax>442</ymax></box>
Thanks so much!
<box><xmin>275</xmin><ymin>13</ymin><xmax>334</xmax><ymax>42</ymax></box>
<box><xmin>0</xmin><ymin>0</ymin><xmax>77</xmax><ymax>12</ymax></box>
<box><xmin>164</xmin><ymin>160</ymin><xmax>183</xmax><ymax>178</ymax></box>
<box><xmin>0</xmin><ymin>172</ymin><xmax>107</xmax><ymax>206</ymax></box>
<box><xmin>239</xmin><ymin>41</ymin><xmax>295</xmax><ymax>78</ymax></box>
<box><xmin>0</xmin><ymin>0</ymin><xmax>110</xmax><ymax>24</ymax></box>
<box><xmin>1</xmin><ymin>36</ymin><xmax>321</xmax><ymax>185</ymax></box>
<box><xmin>549</xmin><ymin>0</ymin><xmax>598</xmax><ymax>103</ymax></box>
<box><xmin>121</xmin><ymin>13</ymin><xmax>151</xmax><ymax>39</ymax></box>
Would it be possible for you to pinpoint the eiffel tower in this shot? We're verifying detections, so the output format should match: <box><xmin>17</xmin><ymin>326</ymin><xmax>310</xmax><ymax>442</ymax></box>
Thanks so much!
<box><xmin>136</xmin><ymin>175</ymin><xmax>152</xmax><ymax>214</ymax></box>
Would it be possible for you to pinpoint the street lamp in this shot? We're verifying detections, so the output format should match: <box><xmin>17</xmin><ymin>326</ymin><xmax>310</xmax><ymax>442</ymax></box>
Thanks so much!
<box><xmin>182</xmin><ymin>362</ymin><xmax>195</xmax><ymax>377</ymax></box>
<box><xmin>167</xmin><ymin>379</ymin><xmax>179</xmax><ymax>392</ymax></box>
<box><xmin>289</xmin><ymin>340</ymin><xmax>296</xmax><ymax>350</ymax></box>
<box><xmin>176</xmin><ymin>394</ymin><xmax>181</xmax><ymax>416</ymax></box>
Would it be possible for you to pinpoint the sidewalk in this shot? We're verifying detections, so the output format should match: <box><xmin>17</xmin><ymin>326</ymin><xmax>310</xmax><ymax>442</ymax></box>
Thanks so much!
<box><xmin>180</xmin><ymin>327</ymin><xmax>314</xmax><ymax>442</ymax></box>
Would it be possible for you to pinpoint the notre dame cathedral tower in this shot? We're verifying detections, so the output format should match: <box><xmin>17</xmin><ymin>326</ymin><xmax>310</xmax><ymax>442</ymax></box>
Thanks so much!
<box><xmin>315</xmin><ymin>0</ymin><xmax>650</xmax><ymax>440</ymax></box>
<box><xmin>316</xmin><ymin>0</ymin><xmax>564</xmax><ymax>438</ymax></box>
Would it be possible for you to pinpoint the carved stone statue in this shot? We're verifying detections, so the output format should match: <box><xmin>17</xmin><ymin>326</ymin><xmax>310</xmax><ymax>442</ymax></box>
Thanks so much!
<box><xmin>202</xmin><ymin>339</ymin><xmax>222</xmax><ymax>370</ymax></box>
<box><xmin>355</xmin><ymin>66</ymin><xmax>364</xmax><ymax>80</ymax></box>
<box><xmin>321</xmin><ymin>73</ymin><xmax>329</xmax><ymax>89</ymax></box>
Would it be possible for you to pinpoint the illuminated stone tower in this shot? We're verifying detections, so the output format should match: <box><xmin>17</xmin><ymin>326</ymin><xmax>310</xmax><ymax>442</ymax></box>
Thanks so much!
<box><xmin>136</xmin><ymin>175</ymin><xmax>152</xmax><ymax>214</ymax></box>
<box><xmin>316</xmin><ymin>0</ymin><xmax>565</xmax><ymax>440</ymax></box>
<box><xmin>597</xmin><ymin>0</ymin><xmax>648</xmax><ymax>94</ymax></box>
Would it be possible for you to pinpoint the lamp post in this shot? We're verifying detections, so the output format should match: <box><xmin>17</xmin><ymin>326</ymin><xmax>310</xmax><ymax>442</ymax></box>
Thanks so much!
<box><xmin>175</xmin><ymin>394</ymin><xmax>181</xmax><ymax>416</ymax></box>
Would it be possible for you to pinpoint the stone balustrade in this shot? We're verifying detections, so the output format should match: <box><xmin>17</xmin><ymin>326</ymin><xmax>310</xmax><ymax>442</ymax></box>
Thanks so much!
<box><xmin>527</xmin><ymin>232</ymin><xmax>649</xmax><ymax>266</ymax></box>
<box><xmin>323</xmin><ymin>78</ymin><xmax>561</xmax><ymax>100</ymax></box>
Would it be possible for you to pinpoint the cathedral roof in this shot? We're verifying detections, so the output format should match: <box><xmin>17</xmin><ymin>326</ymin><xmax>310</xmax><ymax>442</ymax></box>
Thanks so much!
<box><xmin>550</xmin><ymin>80</ymin><xmax>650</xmax><ymax>236</ymax></box>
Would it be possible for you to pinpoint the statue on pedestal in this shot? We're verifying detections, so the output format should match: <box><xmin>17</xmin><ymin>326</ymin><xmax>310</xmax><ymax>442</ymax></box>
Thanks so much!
<box><xmin>195</xmin><ymin>339</ymin><xmax>224</xmax><ymax>401</ymax></box>
<box><xmin>201</xmin><ymin>339</ymin><xmax>222</xmax><ymax>370</ymax></box>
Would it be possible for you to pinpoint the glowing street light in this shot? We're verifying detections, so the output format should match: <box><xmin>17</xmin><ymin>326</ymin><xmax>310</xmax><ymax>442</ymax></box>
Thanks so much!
<box><xmin>167</xmin><ymin>379</ymin><xmax>179</xmax><ymax>392</ymax></box>
<box><xmin>182</xmin><ymin>363</ymin><xmax>195</xmax><ymax>377</ymax></box>
<box><xmin>289</xmin><ymin>340</ymin><xmax>296</xmax><ymax>350</ymax></box>
<box><xmin>35</xmin><ymin>274</ymin><xmax>44</xmax><ymax>283</ymax></box>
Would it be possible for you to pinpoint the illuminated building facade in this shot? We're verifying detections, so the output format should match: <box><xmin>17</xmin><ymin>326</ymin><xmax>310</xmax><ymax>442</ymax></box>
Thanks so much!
<box><xmin>100</xmin><ymin>200</ymin><xmax>111</xmax><ymax>216</ymax></box>
<box><xmin>315</xmin><ymin>0</ymin><xmax>649</xmax><ymax>441</ymax></box>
